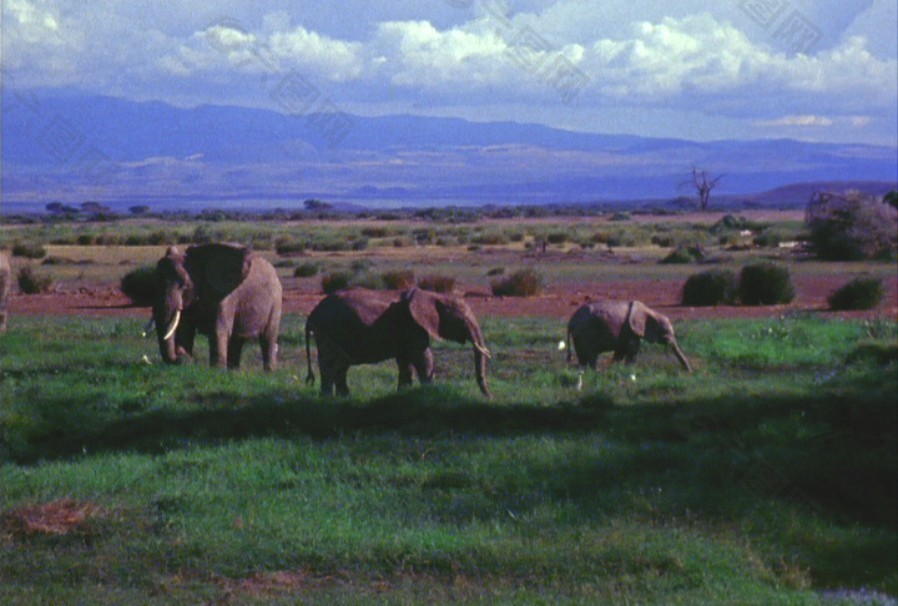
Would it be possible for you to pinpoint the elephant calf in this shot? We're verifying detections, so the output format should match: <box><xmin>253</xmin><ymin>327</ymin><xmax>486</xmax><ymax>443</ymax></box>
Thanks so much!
<box><xmin>565</xmin><ymin>300</ymin><xmax>691</xmax><ymax>389</ymax></box>
<box><xmin>305</xmin><ymin>287</ymin><xmax>491</xmax><ymax>397</ymax></box>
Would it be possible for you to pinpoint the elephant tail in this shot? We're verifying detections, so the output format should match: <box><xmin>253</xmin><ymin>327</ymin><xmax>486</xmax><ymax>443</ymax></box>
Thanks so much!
<box><xmin>304</xmin><ymin>320</ymin><xmax>315</xmax><ymax>386</ymax></box>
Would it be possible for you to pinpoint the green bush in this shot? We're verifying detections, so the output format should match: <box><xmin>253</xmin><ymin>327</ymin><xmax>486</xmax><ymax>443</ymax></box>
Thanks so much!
<box><xmin>379</xmin><ymin>270</ymin><xmax>416</xmax><ymax>290</ymax></box>
<box><xmin>392</xmin><ymin>237</ymin><xmax>415</xmax><ymax>248</ymax></box>
<box><xmin>471</xmin><ymin>232</ymin><xmax>508</xmax><ymax>246</ymax></box>
<box><xmin>321</xmin><ymin>271</ymin><xmax>353</xmax><ymax>294</ymax></box>
<box><xmin>660</xmin><ymin>246</ymin><xmax>704</xmax><ymax>265</ymax></box>
<box><xmin>828</xmin><ymin>277</ymin><xmax>884</xmax><ymax>311</ymax></box>
<box><xmin>293</xmin><ymin>262</ymin><xmax>320</xmax><ymax>278</ymax></box>
<box><xmin>17</xmin><ymin>267</ymin><xmax>54</xmax><ymax>294</ymax></box>
<box><xmin>418</xmin><ymin>274</ymin><xmax>456</xmax><ymax>294</ymax></box>
<box><xmin>491</xmin><ymin>268</ymin><xmax>544</xmax><ymax>297</ymax></box>
<box><xmin>360</xmin><ymin>226</ymin><xmax>389</xmax><ymax>238</ymax></box>
<box><xmin>738</xmin><ymin>262</ymin><xmax>795</xmax><ymax>306</ymax></box>
<box><xmin>276</xmin><ymin>239</ymin><xmax>306</xmax><ymax>256</ymax></box>
<box><xmin>682</xmin><ymin>269</ymin><xmax>738</xmax><ymax>306</ymax></box>
<box><xmin>120</xmin><ymin>265</ymin><xmax>157</xmax><ymax>306</ymax></box>
<box><xmin>12</xmin><ymin>242</ymin><xmax>47</xmax><ymax>259</ymax></box>
<box><xmin>350</xmin><ymin>259</ymin><xmax>374</xmax><ymax>273</ymax></box>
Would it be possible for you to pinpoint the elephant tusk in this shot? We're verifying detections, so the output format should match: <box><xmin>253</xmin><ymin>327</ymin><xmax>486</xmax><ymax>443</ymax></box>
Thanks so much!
<box><xmin>473</xmin><ymin>342</ymin><xmax>492</xmax><ymax>359</ymax></box>
<box><xmin>162</xmin><ymin>310</ymin><xmax>181</xmax><ymax>341</ymax></box>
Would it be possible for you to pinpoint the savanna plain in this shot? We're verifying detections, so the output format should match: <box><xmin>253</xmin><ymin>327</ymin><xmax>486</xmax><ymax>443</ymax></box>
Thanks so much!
<box><xmin>1</xmin><ymin>210</ymin><xmax>896</xmax><ymax>605</ymax></box>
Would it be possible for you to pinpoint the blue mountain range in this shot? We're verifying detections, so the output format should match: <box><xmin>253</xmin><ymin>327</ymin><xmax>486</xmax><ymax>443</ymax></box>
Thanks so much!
<box><xmin>2</xmin><ymin>91</ymin><xmax>896</xmax><ymax>212</ymax></box>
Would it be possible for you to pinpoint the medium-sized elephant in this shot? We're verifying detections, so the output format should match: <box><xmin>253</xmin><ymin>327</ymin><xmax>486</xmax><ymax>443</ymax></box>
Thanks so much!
<box><xmin>565</xmin><ymin>300</ymin><xmax>691</xmax><ymax>389</ymax></box>
<box><xmin>152</xmin><ymin>244</ymin><xmax>282</xmax><ymax>371</ymax></box>
<box><xmin>0</xmin><ymin>251</ymin><xmax>11</xmax><ymax>333</ymax></box>
<box><xmin>305</xmin><ymin>287</ymin><xmax>491</xmax><ymax>397</ymax></box>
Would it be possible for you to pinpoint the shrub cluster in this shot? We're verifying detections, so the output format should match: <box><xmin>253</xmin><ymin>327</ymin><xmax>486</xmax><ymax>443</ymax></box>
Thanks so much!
<box><xmin>491</xmin><ymin>268</ymin><xmax>543</xmax><ymax>297</ymax></box>
<box><xmin>738</xmin><ymin>262</ymin><xmax>795</xmax><ymax>306</ymax></box>
<box><xmin>120</xmin><ymin>266</ymin><xmax>157</xmax><ymax>306</ymax></box>
<box><xmin>660</xmin><ymin>246</ymin><xmax>704</xmax><ymax>265</ymax></box>
<box><xmin>275</xmin><ymin>239</ymin><xmax>306</xmax><ymax>256</ymax></box>
<box><xmin>682</xmin><ymin>263</ymin><xmax>795</xmax><ymax>306</ymax></box>
<box><xmin>12</xmin><ymin>242</ymin><xmax>47</xmax><ymax>259</ymax></box>
<box><xmin>828</xmin><ymin>277</ymin><xmax>884</xmax><ymax>311</ymax></box>
<box><xmin>681</xmin><ymin>270</ymin><xmax>738</xmax><ymax>306</ymax></box>
<box><xmin>379</xmin><ymin>270</ymin><xmax>416</xmax><ymax>290</ymax></box>
<box><xmin>293</xmin><ymin>262</ymin><xmax>320</xmax><ymax>278</ymax></box>
<box><xmin>321</xmin><ymin>271</ymin><xmax>353</xmax><ymax>294</ymax></box>
<box><xmin>17</xmin><ymin>267</ymin><xmax>54</xmax><ymax>294</ymax></box>
<box><xmin>417</xmin><ymin>274</ymin><xmax>456</xmax><ymax>294</ymax></box>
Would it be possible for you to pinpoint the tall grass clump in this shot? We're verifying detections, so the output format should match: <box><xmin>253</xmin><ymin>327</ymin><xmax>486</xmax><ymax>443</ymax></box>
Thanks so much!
<box><xmin>828</xmin><ymin>277</ymin><xmax>884</xmax><ymax>311</ymax></box>
<box><xmin>17</xmin><ymin>266</ymin><xmax>54</xmax><ymax>294</ymax></box>
<box><xmin>120</xmin><ymin>265</ymin><xmax>157</xmax><ymax>306</ymax></box>
<box><xmin>491</xmin><ymin>268</ymin><xmax>543</xmax><ymax>297</ymax></box>
<box><xmin>738</xmin><ymin>262</ymin><xmax>795</xmax><ymax>306</ymax></box>
<box><xmin>682</xmin><ymin>269</ymin><xmax>738</xmax><ymax>306</ymax></box>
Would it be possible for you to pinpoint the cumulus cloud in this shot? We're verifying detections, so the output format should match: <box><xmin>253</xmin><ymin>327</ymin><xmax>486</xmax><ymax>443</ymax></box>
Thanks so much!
<box><xmin>1</xmin><ymin>2</ymin><xmax>894</xmax><ymax>143</ymax></box>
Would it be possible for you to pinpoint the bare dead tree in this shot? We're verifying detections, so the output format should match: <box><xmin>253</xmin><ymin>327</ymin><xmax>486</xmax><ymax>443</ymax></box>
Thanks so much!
<box><xmin>692</xmin><ymin>167</ymin><xmax>723</xmax><ymax>211</ymax></box>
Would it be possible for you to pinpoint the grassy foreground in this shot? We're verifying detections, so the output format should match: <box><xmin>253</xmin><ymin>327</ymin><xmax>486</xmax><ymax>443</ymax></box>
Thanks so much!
<box><xmin>1</xmin><ymin>315</ymin><xmax>896</xmax><ymax>604</ymax></box>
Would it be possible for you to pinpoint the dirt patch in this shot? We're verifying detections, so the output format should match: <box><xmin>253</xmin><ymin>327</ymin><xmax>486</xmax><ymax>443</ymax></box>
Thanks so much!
<box><xmin>1</xmin><ymin>499</ymin><xmax>104</xmax><ymax>539</ymax></box>
<box><xmin>6</xmin><ymin>270</ymin><xmax>897</xmax><ymax>322</ymax></box>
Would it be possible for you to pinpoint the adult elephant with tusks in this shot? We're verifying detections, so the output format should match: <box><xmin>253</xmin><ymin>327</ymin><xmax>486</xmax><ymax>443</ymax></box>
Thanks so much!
<box><xmin>151</xmin><ymin>244</ymin><xmax>282</xmax><ymax>371</ymax></box>
<box><xmin>564</xmin><ymin>300</ymin><xmax>691</xmax><ymax>390</ymax></box>
<box><xmin>305</xmin><ymin>288</ymin><xmax>491</xmax><ymax>397</ymax></box>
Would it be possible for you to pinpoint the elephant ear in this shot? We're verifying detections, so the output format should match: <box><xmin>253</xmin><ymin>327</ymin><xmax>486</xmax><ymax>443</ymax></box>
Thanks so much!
<box><xmin>627</xmin><ymin>301</ymin><xmax>648</xmax><ymax>338</ymax></box>
<box><xmin>186</xmin><ymin>244</ymin><xmax>251</xmax><ymax>298</ymax></box>
<box><xmin>403</xmin><ymin>288</ymin><xmax>442</xmax><ymax>341</ymax></box>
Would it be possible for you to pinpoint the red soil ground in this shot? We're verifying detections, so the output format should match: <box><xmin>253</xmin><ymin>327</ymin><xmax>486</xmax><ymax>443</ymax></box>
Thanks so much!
<box><xmin>8</xmin><ymin>271</ymin><xmax>897</xmax><ymax>323</ymax></box>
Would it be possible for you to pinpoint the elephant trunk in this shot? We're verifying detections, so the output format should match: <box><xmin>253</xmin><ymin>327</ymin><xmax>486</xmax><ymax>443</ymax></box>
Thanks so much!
<box><xmin>671</xmin><ymin>341</ymin><xmax>692</xmax><ymax>373</ymax></box>
<box><xmin>467</xmin><ymin>321</ymin><xmax>491</xmax><ymax>398</ymax></box>
<box><xmin>155</xmin><ymin>307</ymin><xmax>181</xmax><ymax>364</ymax></box>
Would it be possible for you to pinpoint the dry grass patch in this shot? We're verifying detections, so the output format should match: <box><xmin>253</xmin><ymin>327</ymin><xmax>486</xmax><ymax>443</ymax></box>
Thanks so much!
<box><xmin>1</xmin><ymin>499</ymin><xmax>105</xmax><ymax>539</ymax></box>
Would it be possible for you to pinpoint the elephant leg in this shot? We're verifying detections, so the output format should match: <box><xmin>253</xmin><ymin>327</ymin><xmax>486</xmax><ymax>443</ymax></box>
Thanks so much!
<box><xmin>227</xmin><ymin>338</ymin><xmax>244</xmax><ymax>370</ymax></box>
<box><xmin>179</xmin><ymin>329</ymin><xmax>196</xmax><ymax>359</ymax></box>
<box><xmin>320</xmin><ymin>377</ymin><xmax>334</xmax><ymax>397</ymax></box>
<box><xmin>397</xmin><ymin>358</ymin><xmax>415</xmax><ymax>390</ymax></box>
<box><xmin>210</xmin><ymin>331</ymin><xmax>230</xmax><ymax>368</ymax></box>
<box><xmin>414</xmin><ymin>348</ymin><xmax>435</xmax><ymax>386</ymax></box>
<box><xmin>335</xmin><ymin>367</ymin><xmax>350</xmax><ymax>397</ymax></box>
<box><xmin>260</xmin><ymin>333</ymin><xmax>278</xmax><ymax>372</ymax></box>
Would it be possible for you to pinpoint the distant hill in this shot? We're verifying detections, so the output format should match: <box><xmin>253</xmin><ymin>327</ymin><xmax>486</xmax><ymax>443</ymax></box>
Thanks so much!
<box><xmin>2</xmin><ymin>91</ymin><xmax>896</xmax><ymax>213</ymax></box>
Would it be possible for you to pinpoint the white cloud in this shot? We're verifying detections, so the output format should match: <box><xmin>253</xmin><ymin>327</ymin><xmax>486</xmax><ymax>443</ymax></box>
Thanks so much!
<box><xmin>373</xmin><ymin>20</ymin><xmax>509</xmax><ymax>89</ymax></box>
<box><xmin>1</xmin><ymin>2</ymin><xmax>894</xmax><ymax>144</ymax></box>
<box><xmin>756</xmin><ymin>115</ymin><xmax>835</xmax><ymax>127</ymax></box>
<box><xmin>268</xmin><ymin>25</ymin><xmax>364</xmax><ymax>81</ymax></box>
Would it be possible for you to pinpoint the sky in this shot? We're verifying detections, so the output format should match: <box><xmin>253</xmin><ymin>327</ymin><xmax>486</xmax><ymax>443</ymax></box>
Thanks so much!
<box><xmin>2</xmin><ymin>0</ymin><xmax>897</xmax><ymax>146</ymax></box>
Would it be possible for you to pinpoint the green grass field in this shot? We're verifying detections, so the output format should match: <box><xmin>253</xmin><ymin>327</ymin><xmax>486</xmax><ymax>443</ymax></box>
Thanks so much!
<box><xmin>1</xmin><ymin>313</ymin><xmax>896</xmax><ymax>604</ymax></box>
